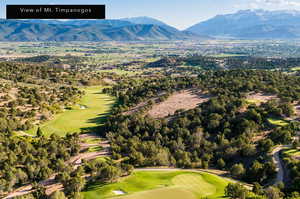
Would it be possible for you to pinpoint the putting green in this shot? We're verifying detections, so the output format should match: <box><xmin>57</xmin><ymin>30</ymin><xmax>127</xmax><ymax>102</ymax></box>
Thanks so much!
<box><xmin>82</xmin><ymin>171</ymin><xmax>230</xmax><ymax>199</ymax></box>
<box><xmin>27</xmin><ymin>86</ymin><xmax>115</xmax><ymax>136</ymax></box>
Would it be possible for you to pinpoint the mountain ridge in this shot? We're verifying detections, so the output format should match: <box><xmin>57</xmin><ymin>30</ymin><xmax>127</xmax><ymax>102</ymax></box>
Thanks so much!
<box><xmin>0</xmin><ymin>17</ymin><xmax>207</xmax><ymax>41</ymax></box>
<box><xmin>186</xmin><ymin>9</ymin><xmax>300</xmax><ymax>39</ymax></box>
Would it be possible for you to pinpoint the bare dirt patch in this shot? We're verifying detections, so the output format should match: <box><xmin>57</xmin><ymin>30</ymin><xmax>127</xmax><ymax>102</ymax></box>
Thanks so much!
<box><xmin>246</xmin><ymin>92</ymin><xmax>278</xmax><ymax>105</ymax></box>
<box><xmin>103</xmin><ymin>78</ymin><xmax>117</xmax><ymax>85</ymax></box>
<box><xmin>252</xmin><ymin>131</ymin><xmax>271</xmax><ymax>143</ymax></box>
<box><xmin>294</xmin><ymin>104</ymin><xmax>300</xmax><ymax>116</ymax></box>
<box><xmin>148</xmin><ymin>89</ymin><xmax>210</xmax><ymax>119</ymax></box>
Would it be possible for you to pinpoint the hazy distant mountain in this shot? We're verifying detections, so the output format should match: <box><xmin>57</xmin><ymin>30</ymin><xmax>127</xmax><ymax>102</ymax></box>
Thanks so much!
<box><xmin>0</xmin><ymin>19</ymin><xmax>204</xmax><ymax>41</ymax></box>
<box><xmin>187</xmin><ymin>9</ymin><xmax>300</xmax><ymax>39</ymax></box>
<box><xmin>26</xmin><ymin>19</ymin><xmax>134</xmax><ymax>27</ymax></box>
<box><xmin>121</xmin><ymin>16</ymin><xmax>169</xmax><ymax>26</ymax></box>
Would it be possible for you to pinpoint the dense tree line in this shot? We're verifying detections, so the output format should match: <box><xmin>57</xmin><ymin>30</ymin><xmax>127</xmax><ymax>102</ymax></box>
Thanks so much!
<box><xmin>0</xmin><ymin>131</ymin><xmax>80</xmax><ymax>196</ymax></box>
<box><xmin>0</xmin><ymin>83</ymin><xmax>82</xmax><ymax>132</ymax></box>
<box><xmin>146</xmin><ymin>55</ymin><xmax>300</xmax><ymax>70</ymax></box>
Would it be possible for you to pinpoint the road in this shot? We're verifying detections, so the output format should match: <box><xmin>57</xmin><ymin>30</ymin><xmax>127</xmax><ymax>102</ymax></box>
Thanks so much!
<box><xmin>271</xmin><ymin>146</ymin><xmax>285</xmax><ymax>184</ymax></box>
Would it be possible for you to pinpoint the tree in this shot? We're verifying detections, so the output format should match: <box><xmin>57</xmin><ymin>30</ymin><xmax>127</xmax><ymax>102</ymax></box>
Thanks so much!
<box><xmin>248</xmin><ymin>161</ymin><xmax>263</xmax><ymax>182</ymax></box>
<box><xmin>217</xmin><ymin>158</ymin><xmax>226</xmax><ymax>169</ymax></box>
<box><xmin>225</xmin><ymin>183</ymin><xmax>248</xmax><ymax>199</ymax></box>
<box><xmin>64</xmin><ymin>176</ymin><xmax>86</xmax><ymax>198</ymax></box>
<box><xmin>36</xmin><ymin>127</ymin><xmax>43</xmax><ymax>137</ymax></box>
<box><xmin>49</xmin><ymin>190</ymin><xmax>67</xmax><ymax>199</ymax></box>
<box><xmin>32</xmin><ymin>183</ymin><xmax>47</xmax><ymax>199</ymax></box>
<box><xmin>257</xmin><ymin>139</ymin><xmax>274</xmax><ymax>153</ymax></box>
<box><xmin>252</xmin><ymin>182</ymin><xmax>263</xmax><ymax>195</ymax></box>
<box><xmin>265</xmin><ymin>186</ymin><xmax>283</xmax><ymax>199</ymax></box>
<box><xmin>230</xmin><ymin>164</ymin><xmax>245</xmax><ymax>179</ymax></box>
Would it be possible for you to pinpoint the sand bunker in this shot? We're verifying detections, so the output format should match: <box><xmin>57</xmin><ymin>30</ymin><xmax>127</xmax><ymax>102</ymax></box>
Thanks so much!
<box><xmin>113</xmin><ymin>190</ymin><xmax>126</xmax><ymax>195</ymax></box>
<box><xmin>80</xmin><ymin>105</ymin><xmax>87</xmax><ymax>109</ymax></box>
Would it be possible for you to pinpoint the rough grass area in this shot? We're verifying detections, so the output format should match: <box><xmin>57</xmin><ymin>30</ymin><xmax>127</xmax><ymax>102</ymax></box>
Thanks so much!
<box><xmin>148</xmin><ymin>89</ymin><xmax>210</xmax><ymax>118</ymax></box>
<box><xmin>27</xmin><ymin>86</ymin><xmax>115</xmax><ymax>136</ymax></box>
<box><xmin>267</xmin><ymin>118</ymin><xmax>289</xmax><ymax>126</ymax></box>
<box><xmin>82</xmin><ymin>171</ymin><xmax>229</xmax><ymax>199</ymax></box>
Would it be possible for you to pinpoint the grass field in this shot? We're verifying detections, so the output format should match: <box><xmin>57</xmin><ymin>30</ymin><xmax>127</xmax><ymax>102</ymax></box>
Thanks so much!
<box><xmin>212</xmin><ymin>53</ymin><xmax>244</xmax><ymax>58</ymax></box>
<box><xmin>99</xmin><ymin>69</ymin><xmax>139</xmax><ymax>76</ymax></box>
<box><xmin>267</xmin><ymin>118</ymin><xmax>289</xmax><ymax>126</ymax></box>
<box><xmin>82</xmin><ymin>171</ymin><xmax>229</xmax><ymax>199</ymax></box>
<box><xmin>27</xmin><ymin>86</ymin><xmax>115</xmax><ymax>136</ymax></box>
<box><xmin>245</xmin><ymin>99</ymin><xmax>262</xmax><ymax>104</ymax></box>
<box><xmin>291</xmin><ymin>66</ymin><xmax>300</xmax><ymax>71</ymax></box>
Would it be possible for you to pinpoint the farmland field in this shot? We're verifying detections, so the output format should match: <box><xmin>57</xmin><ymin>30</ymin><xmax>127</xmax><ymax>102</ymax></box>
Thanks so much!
<box><xmin>27</xmin><ymin>86</ymin><xmax>115</xmax><ymax>136</ymax></box>
<box><xmin>82</xmin><ymin>171</ymin><xmax>229</xmax><ymax>199</ymax></box>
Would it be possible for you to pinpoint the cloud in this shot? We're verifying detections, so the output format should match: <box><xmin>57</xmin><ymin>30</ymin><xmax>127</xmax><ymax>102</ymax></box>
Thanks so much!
<box><xmin>241</xmin><ymin>0</ymin><xmax>300</xmax><ymax>10</ymax></box>
<box><xmin>255</xmin><ymin>0</ymin><xmax>300</xmax><ymax>7</ymax></box>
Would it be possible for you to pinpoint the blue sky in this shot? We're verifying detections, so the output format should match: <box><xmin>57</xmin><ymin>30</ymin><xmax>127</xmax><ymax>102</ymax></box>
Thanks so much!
<box><xmin>2</xmin><ymin>0</ymin><xmax>300</xmax><ymax>29</ymax></box>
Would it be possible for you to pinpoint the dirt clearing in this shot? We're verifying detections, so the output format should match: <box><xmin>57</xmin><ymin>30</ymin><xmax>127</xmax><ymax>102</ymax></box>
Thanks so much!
<box><xmin>148</xmin><ymin>89</ymin><xmax>210</xmax><ymax>119</ymax></box>
<box><xmin>246</xmin><ymin>92</ymin><xmax>278</xmax><ymax>105</ymax></box>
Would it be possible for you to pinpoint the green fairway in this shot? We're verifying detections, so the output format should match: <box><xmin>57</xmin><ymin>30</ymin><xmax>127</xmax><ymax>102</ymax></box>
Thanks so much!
<box><xmin>267</xmin><ymin>118</ymin><xmax>289</xmax><ymax>126</ymax></box>
<box><xmin>283</xmin><ymin>149</ymin><xmax>300</xmax><ymax>157</ymax></box>
<box><xmin>82</xmin><ymin>171</ymin><xmax>229</xmax><ymax>199</ymax></box>
<box><xmin>27</xmin><ymin>86</ymin><xmax>115</xmax><ymax>136</ymax></box>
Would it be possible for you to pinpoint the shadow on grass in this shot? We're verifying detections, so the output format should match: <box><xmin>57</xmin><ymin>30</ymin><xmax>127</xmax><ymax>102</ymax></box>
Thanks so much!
<box><xmin>80</xmin><ymin>112</ymin><xmax>109</xmax><ymax>135</ymax></box>
<box><xmin>80</xmin><ymin>91</ymin><xmax>120</xmax><ymax>136</ymax></box>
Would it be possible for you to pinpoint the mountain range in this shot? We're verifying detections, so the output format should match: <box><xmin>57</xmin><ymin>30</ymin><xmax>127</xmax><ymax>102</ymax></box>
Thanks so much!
<box><xmin>187</xmin><ymin>9</ymin><xmax>300</xmax><ymax>39</ymax></box>
<box><xmin>0</xmin><ymin>17</ymin><xmax>203</xmax><ymax>41</ymax></box>
<box><xmin>3</xmin><ymin>10</ymin><xmax>300</xmax><ymax>41</ymax></box>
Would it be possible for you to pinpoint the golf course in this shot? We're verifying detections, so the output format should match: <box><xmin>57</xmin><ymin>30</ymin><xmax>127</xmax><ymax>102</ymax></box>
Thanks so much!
<box><xmin>82</xmin><ymin>170</ymin><xmax>230</xmax><ymax>199</ymax></box>
<box><xmin>27</xmin><ymin>86</ymin><xmax>115</xmax><ymax>136</ymax></box>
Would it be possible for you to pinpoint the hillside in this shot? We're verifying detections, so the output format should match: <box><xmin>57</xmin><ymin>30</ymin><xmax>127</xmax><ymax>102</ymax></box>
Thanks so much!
<box><xmin>187</xmin><ymin>9</ymin><xmax>300</xmax><ymax>39</ymax></box>
<box><xmin>0</xmin><ymin>19</ymin><xmax>203</xmax><ymax>41</ymax></box>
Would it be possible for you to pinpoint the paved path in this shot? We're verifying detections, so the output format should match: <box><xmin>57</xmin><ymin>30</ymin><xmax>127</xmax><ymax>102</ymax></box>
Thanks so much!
<box><xmin>271</xmin><ymin>146</ymin><xmax>285</xmax><ymax>184</ymax></box>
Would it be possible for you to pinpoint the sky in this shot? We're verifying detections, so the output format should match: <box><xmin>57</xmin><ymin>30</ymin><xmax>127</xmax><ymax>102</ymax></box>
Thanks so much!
<box><xmin>1</xmin><ymin>0</ymin><xmax>300</xmax><ymax>29</ymax></box>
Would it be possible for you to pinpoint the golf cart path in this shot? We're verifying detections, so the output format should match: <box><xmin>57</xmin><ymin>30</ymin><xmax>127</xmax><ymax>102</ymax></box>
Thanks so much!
<box><xmin>271</xmin><ymin>145</ymin><xmax>286</xmax><ymax>184</ymax></box>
